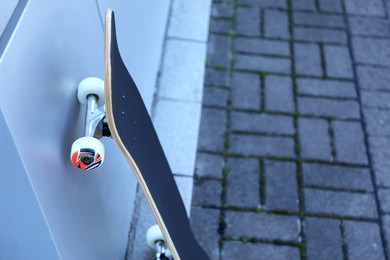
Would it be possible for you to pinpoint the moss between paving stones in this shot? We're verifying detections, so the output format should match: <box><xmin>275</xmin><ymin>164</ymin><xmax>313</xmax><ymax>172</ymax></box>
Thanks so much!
<box><xmin>195</xmin><ymin>0</ymin><xmax>389</xmax><ymax>259</ymax></box>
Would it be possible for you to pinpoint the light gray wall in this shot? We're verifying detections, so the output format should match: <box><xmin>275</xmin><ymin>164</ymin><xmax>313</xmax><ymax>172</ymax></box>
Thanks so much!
<box><xmin>0</xmin><ymin>0</ymin><xmax>19</xmax><ymax>36</ymax></box>
<box><xmin>0</xmin><ymin>109</ymin><xmax>59</xmax><ymax>259</ymax></box>
<box><xmin>0</xmin><ymin>0</ymin><xmax>171</xmax><ymax>259</ymax></box>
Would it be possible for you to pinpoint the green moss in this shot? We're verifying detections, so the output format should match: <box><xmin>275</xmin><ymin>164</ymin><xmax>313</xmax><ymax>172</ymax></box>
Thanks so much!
<box><xmin>258</xmin><ymin>71</ymin><xmax>270</xmax><ymax>77</ymax></box>
<box><xmin>229</xmin><ymin>31</ymin><xmax>236</xmax><ymax>38</ymax></box>
<box><xmin>239</xmin><ymin>237</ymin><xmax>251</xmax><ymax>243</ymax></box>
<box><xmin>213</xmin><ymin>65</ymin><xmax>228</xmax><ymax>71</ymax></box>
<box><xmin>253</xmin><ymin>208</ymin><xmax>264</xmax><ymax>213</ymax></box>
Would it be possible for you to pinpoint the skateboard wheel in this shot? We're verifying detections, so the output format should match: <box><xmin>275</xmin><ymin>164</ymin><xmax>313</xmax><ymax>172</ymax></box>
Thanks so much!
<box><xmin>77</xmin><ymin>77</ymin><xmax>105</xmax><ymax>107</ymax></box>
<box><xmin>70</xmin><ymin>137</ymin><xmax>105</xmax><ymax>171</ymax></box>
<box><xmin>146</xmin><ymin>225</ymin><xmax>165</xmax><ymax>249</ymax></box>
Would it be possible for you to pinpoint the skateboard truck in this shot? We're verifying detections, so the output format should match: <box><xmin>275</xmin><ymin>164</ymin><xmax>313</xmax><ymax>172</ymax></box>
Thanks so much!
<box><xmin>147</xmin><ymin>225</ymin><xmax>173</xmax><ymax>260</ymax></box>
<box><xmin>70</xmin><ymin>77</ymin><xmax>110</xmax><ymax>171</ymax></box>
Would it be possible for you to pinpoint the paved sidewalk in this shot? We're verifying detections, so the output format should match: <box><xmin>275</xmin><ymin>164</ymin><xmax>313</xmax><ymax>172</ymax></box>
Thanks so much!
<box><xmin>190</xmin><ymin>0</ymin><xmax>390</xmax><ymax>259</ymax></box>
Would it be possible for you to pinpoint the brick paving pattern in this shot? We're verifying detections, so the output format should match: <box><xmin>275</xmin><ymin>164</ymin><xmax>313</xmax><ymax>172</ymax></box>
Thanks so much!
<box><xmin>190</xmin><ymin>0</ymin><xmax>390</xmax><ymax>259</ymax></box>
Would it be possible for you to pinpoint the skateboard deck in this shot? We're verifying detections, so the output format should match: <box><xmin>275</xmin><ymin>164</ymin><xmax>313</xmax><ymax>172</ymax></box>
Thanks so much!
<box><xmin>104</xmin><ymin>9</ymin><xmax>209</xmax><ymax>259</ymax></box>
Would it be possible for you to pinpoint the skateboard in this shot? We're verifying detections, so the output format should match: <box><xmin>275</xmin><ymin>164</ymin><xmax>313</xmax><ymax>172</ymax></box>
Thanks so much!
<box><xmin>70</xmin><ymin>9</ymin><xmax>209</xmax><ymax>260</ymax></box>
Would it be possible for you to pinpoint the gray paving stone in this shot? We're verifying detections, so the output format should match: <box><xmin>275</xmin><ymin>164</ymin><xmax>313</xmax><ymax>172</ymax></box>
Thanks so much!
<box><xmin>302</xmin><ymin>163</ymin><xmax>373</xmax><ymax>191</ymax></box>
<box><xmin>305</xmin><ymin>217</ymin><xmax>343</xmax><ymax>260</ymax></box>
<box><xmin>264</xmin><ymin>160</ymin><xmax>299</xmax><ymax>211</ymax></box>
<box><xmin>383</xmin><ymin>215</ymin><xmax>390</xmax><ymax>258</ymax></box>
<box><xmin>198</xmin><ymin>108</ymin><xmax>227</xmax><ymax>152</ymax></box>
<box><xmin>192</xmin><ymin>178</ymin><xmax>222</xmax><ymax>207</ymax></box>
<box><xmin>345</xmin><ymin>0</ymin><xmax>386</xmax><ymax>16</ymax></box>
<box><xmin>352</xmin><ymin>38</ymin><xmax>390</xmax><ymax>66</ymax></box>
<box><xmin>205</xmin><ymin>68</ymin><xmax>229</xmax><ymax>86</ymax></box>
<box><xmin>364</xmin><ymin>108</ymin><xmax>390</xmax><ymax>136</ymax></box>
<box><xmin>265</xmin><ymin>75</ymin><xmax>294</xmax><ymax>113</ymax></box>
<box><xmin>324</xmin><ymin>45</ymin><xmax>353</xmax><ymax>79</ymax></box>
<box><xmin>231</xmin><ymin>72</ymin><xmax>261</xmax><ymax>110</ymax></box>
<box><xmin>190</xmin><ymin>206</ymin><xmax>220</xmax><ymax>260</ymax></box>
<box><xmin>298</xmin><ymin>97</ymin><xmax>360</xmax><ymax>119</ymax></box>
<box><xmin>210</xmin><ymin>18</ymin><xmax>232</xmax><ymax>34</ymax></box>
<box><xmin>294</xmin><ymin>27</ymin><xmax>347</xmax><ymax>44</ymax></box>
<box><xmin>378</xmin><ymin>188</ymin><xmax>390</xmax><ymax>212</ymax></box>
<box><xmin>293</xmin><ymin>0</ymin><xmax>316</xmax><ymax>11</ymax></box>
<box><xmin>203</xmin><ymin>87</ymin><xmax>228</xmax><ymax>107</ymax></box>
<box><xmin>369</xmin><ymin>136</ymin><xmax>390</xmax><ymax>187</ymax></box>
<box><xmin>207</xmin><ymin>34</ymin><xmax>230</xmax><ymax>67</ymax></box>
<box><xmin>297</xmin><ymin>78</ymin><xmax>356</xmax><ymax>98</ymax></box>
<box><xmin>212</xmin><ymin>2</ymin><xmax>232</xmax><ymax>18</ymax></box>
<box><xmin>361</xmin><ymin>90</ymin><xmax>390</xmax><ymax>109</ymax></box>
<box><xmin>304</xmin><ymin>188</ymin><xmax>378</xmax><ymax>218</ymax></box>
<box><xmin>168</xmin><ymin>0</ymin><xmax>210</xmax><ymax>41</ymax></box>
<box><xmin>224</xmin><ymin>211</ymin><xmax>300</xmax><ymax>241</ymax></box>
<box><xmin>299</xmin><ymin>118</ymin><xmax>332</xmax><ymax>161</ymax></box>
<box><xmin>159</xmin><ymin>39</ymin><xmax>206</xmax><ymax>102</ymax></box>
<box><xmin>264</xmin><ymin>10</ymin><xmax>289</xmax><ymax>39</ymax></box>
<box><xmin>235</xmin><ymin>38</ymin><xmax>290</xmax><ymax>56</ymax></box>
<box><xmin>344</xmin><ymin>221</ymin><xmax>385</xmax><ymax>260</ymax></box>
<box><xmin>349</xmin><ymin>17</ymin><xmax>390</xmax><ymax>37</ymax></box>
<box><xmin>231</xmin><ymin>112</ymin><xmax>295</xmax><ymax>135</ymax></box>
<box><xmin>226</xmin><ymin>158</ymin><xmax>260</xmax><ymax>208</ymax></box>
<box><xmin>294</xmin><ymin>12</ymin><xmax>345</xmax><ymax>28</ymax></box>
<box><xmin>235</xmin><ymin>54</ymin><xmax>291</xmax><ymax>74</ymax></box>
<box><xmin>386</xmin><ymin>0</ymin><xmax>390</xmax><ymax>17</ymax></box>
<box><xmin>236</xmin><ymin>7</ymin><xmax>260</xmax><ymax>36</ymax></box>
<box><xmin>319</xmin><ymin>0</ymin><xmax>343</xmax><ymax>13</ymax></box>
<box><xmin>332</xmin><ymin>121</ymin><xmax>368</xmax><ymax>165</ymax></box>
<box><xmin>357</xmin><ymin>66</ymin><xmax>390</xmax><ymax>91</ymax></box>
<box><xmin>230</xmin><ymin>134</ymin><xmax>295</xmax><ymax>158</ymax></box>
<box><xmin>294</xmin><ymin>43</ymin><xmax>323</xmax><ymax>77</ymax></box>
<box><xmin>221</xmin><ymin>241</ymin><xmax>300</xmax><ymax>260</ymax></box>
<box><xmin>236</xmin><ymin>0</ymin><xmax>286</xmax><ymax>8</ymax></box>
<box><xmin>195</xmin><ymin>153</ymin><xmax>224</xmax><ymax>179</ymax></box>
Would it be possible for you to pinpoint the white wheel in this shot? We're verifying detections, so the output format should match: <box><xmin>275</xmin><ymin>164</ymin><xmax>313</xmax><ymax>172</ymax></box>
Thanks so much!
<box><xmin>77</xmin><ymin>77</ymin><xmax>105</xmax><ymax>107</ymax></box>
<box><xmin>70</xmin><ymin>137</ymin><xmax>105</xmax><ymax>171</ymax></box>
<box><xmin>146</xmin><ymin>225</ymin><xmax>165</xmax><ymax>249</ymax></box>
